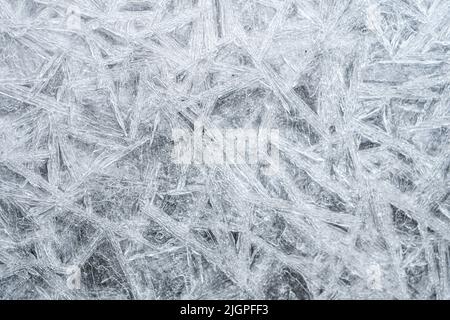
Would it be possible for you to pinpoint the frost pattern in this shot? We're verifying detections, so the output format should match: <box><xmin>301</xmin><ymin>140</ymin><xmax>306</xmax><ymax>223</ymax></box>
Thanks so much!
<box><xmin>0</xmin><ymin>0</ymin><xmax>449</xmax><ymax>300</ymax></box>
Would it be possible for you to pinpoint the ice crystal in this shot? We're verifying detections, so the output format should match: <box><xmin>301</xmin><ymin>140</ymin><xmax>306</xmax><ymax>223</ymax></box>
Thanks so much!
<box><xmin>0</xmin><ymin>0</ymin><xmax>449</xmax><ymax>300</ymax></box>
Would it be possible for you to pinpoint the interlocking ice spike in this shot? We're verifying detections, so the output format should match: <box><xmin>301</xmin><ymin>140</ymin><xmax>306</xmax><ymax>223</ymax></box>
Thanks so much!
<box><xmin>66</xmin><ymin>265</ymin><xmax>81</xmax><ymax>290</ymax></box>
<box><xmin>366</xmin><ymin>264</ymin><xmax>382</xmax><ymax>291</ymax></box>
<box><xmin>66</xmin><ymin>5</ymin><xmax>81</xmax><ymax>30</ymax></box>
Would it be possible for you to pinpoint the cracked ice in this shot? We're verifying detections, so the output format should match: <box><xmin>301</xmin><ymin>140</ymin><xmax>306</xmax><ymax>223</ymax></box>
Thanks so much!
<box><xmin>0</xmin><ymin>0</ymin><xmax>449</xmax><ymax>300</ymax></box>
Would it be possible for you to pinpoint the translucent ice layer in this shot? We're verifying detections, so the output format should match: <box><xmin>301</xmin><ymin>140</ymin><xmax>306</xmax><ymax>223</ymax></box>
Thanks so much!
<box><xmin>0</xmin><ymin>0</ymin><xmax>449</xmax><ymax>299</ymax></box>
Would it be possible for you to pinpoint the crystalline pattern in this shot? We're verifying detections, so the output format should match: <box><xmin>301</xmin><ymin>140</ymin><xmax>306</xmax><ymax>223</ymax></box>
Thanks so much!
<box><xmin>0</xmin><ymin>0</ymin><xmax>449</xmax><ymax>300</ymax></box>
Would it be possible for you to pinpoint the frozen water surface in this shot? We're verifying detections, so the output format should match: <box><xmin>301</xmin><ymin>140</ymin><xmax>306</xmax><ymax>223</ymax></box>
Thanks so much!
<box><xmin>0</xmin><ymin>0</ymin><xmax>449</xmax><ymax>299</ymax></box>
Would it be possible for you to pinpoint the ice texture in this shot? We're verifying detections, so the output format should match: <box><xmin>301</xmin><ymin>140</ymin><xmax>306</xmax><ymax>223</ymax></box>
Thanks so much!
<box><xmin>0</xmin><ymin>0</ymin><xmax>449</xmax><ymax>300</ymax></box>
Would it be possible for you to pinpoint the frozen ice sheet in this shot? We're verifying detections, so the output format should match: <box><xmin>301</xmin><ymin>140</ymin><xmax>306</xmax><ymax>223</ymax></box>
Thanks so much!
<box><xmin>0</xmin><ymin>0</ymin><xmax>449</xmax><ymax>299</ymax></box>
